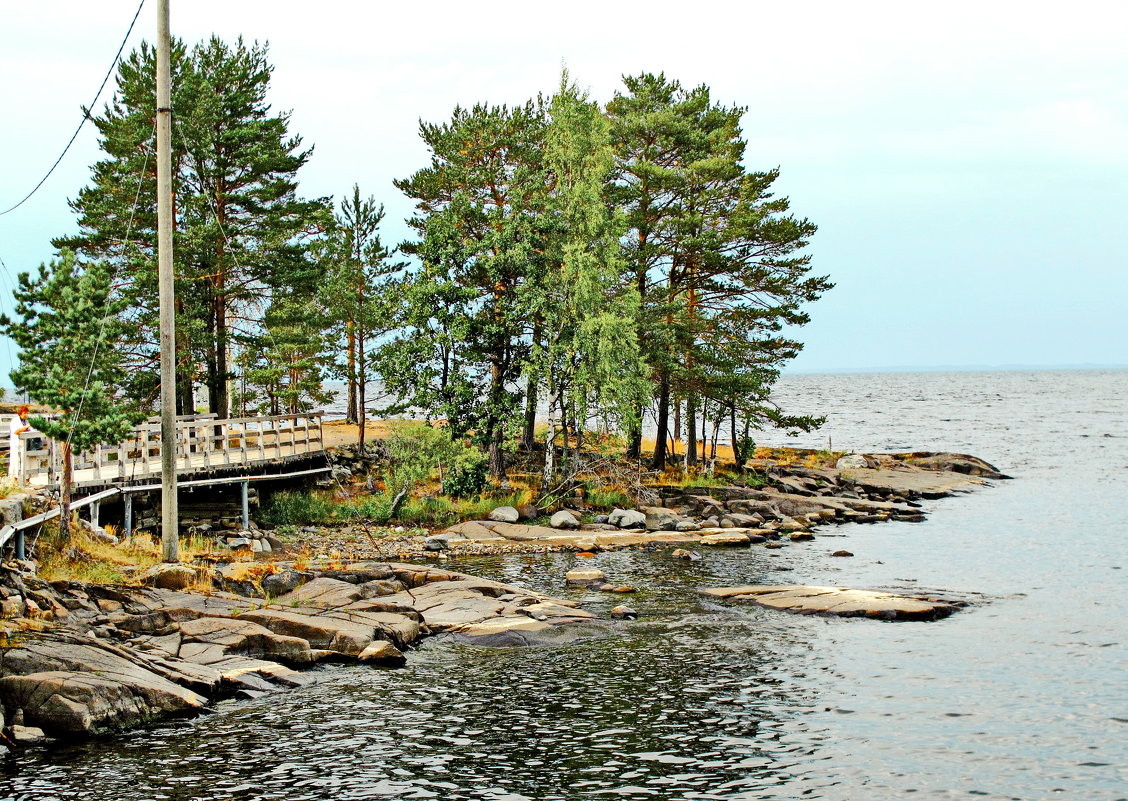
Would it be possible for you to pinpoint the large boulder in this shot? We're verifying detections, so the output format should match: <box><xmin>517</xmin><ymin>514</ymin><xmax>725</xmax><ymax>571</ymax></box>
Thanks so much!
<box><xmin>836</xmin><ymin>454</ymin><xmax>871</xmax><ymax>470</ymax></box>
<box><xmin>607</xmin><ymin>508</ymin><xmax>646</xmax><ymax>529</ymax></box>
<box><xmin>643</xmin><ymin>507</ymin><xmax>680</xmax><ymax>532</ymax></box>
<box><xmin>488</xmin><ymin>506</ymin><xmax>521</xmax><ymax>523</ymax></box>
<box><xmin>0</xmin><ymin>638</ymin><xmax>207</xmax><ymax>736</ymax></box>
<box><xmin>140</xmin><ymin>564</ymin><xmax>199</xmax><ymax>591</ymax></box>
<box><xmin>550</xmin><ymin>510</ymin><xmax>580</xmax><ymax>529</ymax></box>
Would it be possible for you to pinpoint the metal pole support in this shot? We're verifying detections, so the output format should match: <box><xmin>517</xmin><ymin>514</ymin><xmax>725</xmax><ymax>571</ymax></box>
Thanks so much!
<box><xmin>15</xmin><ymin>529</ymin><xmax>25</xmax><ymax>561</ymax></box>
<box><xmin>241</xmin><ymin>481</ymin><xmax>250</xmax><ymax>531</ymax></box>
<box><xmin>124</xmin><ymin>494</ymin><xmax>133</xmax><ymax>541</ymax></box>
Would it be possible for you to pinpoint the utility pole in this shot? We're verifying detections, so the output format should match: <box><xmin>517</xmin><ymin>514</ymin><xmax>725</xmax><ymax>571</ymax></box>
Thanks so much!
<box><xmin>156</xmin><ymin>0</ymin><xmax>179</xmax><ymax>562</ymax></box>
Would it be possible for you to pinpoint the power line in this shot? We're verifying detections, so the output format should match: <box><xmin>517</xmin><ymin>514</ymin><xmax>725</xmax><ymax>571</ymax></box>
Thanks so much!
<box><xmin>0</xmin><ymin>0</ymin><xmax>147</xmax><ymax>217</ymax></box>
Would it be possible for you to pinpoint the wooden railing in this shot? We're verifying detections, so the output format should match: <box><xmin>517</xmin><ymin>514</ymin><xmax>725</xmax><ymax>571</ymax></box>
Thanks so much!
<box><xmin>12</xmin><ymin>412</ymin><xmax>325</xmax><ymax>488</ymax></box>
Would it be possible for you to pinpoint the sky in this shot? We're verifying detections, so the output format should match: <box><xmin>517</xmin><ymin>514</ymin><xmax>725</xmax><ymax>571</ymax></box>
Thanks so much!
<box><xmin>0</xmin><ymin>0</ymin><xmax>1125</xmax><ymax>381</ymax></box>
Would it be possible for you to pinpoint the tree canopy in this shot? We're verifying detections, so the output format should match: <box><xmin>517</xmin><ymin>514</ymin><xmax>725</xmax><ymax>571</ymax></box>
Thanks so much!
<box><xmin>10</xmin><ymin>38</ymin><xmax>830</xmax><ymax>494</ymax></box>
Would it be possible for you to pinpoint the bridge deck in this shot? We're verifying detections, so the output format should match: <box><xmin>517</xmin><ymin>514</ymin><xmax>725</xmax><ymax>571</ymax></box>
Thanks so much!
<box><xmin>14</xmin><ymin>412</ymin><xmax>327</xmax><ymax>491</ymax></box>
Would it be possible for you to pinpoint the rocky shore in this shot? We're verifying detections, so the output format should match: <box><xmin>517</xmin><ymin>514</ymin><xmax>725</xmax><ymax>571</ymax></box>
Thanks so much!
<box><xmin>0</xmin><ymin>560</ymin><xmax>603</xmax><ymax>748</ymax></box>
<box><xmin>308</xmin><ymin>451</ymin><xmax>1006</xmax><ymax>560</ymax></box>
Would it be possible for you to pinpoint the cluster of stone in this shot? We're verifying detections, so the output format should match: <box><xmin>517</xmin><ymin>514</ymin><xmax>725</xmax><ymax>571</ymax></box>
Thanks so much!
<box><xmin>0</xmin><ymin>561</ymin><xmax>604</xmax><ymax>747</ymax></box>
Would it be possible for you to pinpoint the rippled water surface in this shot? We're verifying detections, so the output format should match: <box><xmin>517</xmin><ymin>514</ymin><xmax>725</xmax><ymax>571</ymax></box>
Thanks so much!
<box><xmin>3</xmin><ymin>370</ymin><xmax>1126</xmax><ymax>800</ymax></box>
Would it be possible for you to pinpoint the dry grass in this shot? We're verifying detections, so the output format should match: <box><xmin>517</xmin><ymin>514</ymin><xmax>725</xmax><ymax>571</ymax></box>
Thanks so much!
<box><xmin>35</xmin><ymin>522</ymin><xmax>223</xmax><ymax>586</ymax></box>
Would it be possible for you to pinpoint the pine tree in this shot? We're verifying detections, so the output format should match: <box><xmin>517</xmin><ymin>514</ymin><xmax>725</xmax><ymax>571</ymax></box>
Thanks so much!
<box><xmin>0</xmin><ymin>251</ymin><xmax>144</xmax><ymax>530</ymax></box>
<box><xmin>321</xmin><ymin>186</ymin><xmax>404</xmax><ymax>447</ymax></box>
<box><xmin>391</xmin><ymin>101</ymin><xmax>549</xmax><ymax>477</ymax></box>
<box><xmin>609</xmin><ymin>74</ymin><xmax>830</xmax><ymax>468</ymax></box>
<box><xmin>56</xmin><ymin>37</ymin><xmax>332</xmax><ymax>416</ymax></box>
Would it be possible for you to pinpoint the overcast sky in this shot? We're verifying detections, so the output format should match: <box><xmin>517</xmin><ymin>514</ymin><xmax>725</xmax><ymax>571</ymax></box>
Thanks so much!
<box><xmin>0</xmin><ymin>0</ymin><xmax>1124</xmax><ymax>380</ymax></box>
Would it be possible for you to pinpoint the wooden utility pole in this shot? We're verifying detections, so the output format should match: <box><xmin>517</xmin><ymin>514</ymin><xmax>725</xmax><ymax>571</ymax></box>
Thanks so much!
<box><xmin>156</xmin><ymin>0</ymin><xmax>179</xmax><ymax>562</ymax></box>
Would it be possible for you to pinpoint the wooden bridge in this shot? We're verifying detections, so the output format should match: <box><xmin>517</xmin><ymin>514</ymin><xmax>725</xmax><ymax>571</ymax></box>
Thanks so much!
<box><xmin>11</xmin><ymin>411</ymin><xmax>328</xmax><ymax>491</ymax></box>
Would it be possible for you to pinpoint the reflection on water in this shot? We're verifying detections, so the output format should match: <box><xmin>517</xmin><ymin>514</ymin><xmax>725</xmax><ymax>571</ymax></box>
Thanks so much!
<box><xmin>2</xmin><ymin>370</ymin><xmax>1126</xmax><ymax>800</ymax></box>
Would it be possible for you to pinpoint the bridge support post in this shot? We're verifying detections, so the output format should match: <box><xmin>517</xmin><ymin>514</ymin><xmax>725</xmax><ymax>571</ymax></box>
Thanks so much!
<box><xmin>241</xmin><ymin>481</ymin><xmax>250</xmax><ymax>531</ymax></box>
<box><xmin>91</xmin><ymin>501</ymin><xmax>100</xmax><ymax>530</ymax></box>
<box><xmin>124</xmin><ymin>494</ymin><xmax>133</xmax><ymax>541</ymax></box>
<box><xmin>15</xmin><ymin>529</ymin><xmax>25</xmax><ymax>561</ymax></box>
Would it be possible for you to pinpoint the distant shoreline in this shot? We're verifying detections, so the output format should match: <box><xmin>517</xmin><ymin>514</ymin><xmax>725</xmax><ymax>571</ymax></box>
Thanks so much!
<box><xmin>783</xmin><ymin>363</ymin><xmax>1128</xmax><ymax>375</ymax></box>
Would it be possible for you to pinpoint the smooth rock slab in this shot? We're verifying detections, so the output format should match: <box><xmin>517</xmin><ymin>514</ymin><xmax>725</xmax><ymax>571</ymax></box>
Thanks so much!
<box><xmin>700</xmin><ymin>585</ymin><xmax>962</xmax><ymax>621</ymax></box>
<box><xmin>565</xmin><ymin>569</ymin><xmax>606</xmax><ymax>585</ymax></box>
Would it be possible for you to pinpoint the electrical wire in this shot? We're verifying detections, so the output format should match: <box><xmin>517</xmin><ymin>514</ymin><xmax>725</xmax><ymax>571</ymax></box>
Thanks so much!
<box><xmin>0</xmin><ymin>0</ymin><xmax>147</xmax><ymax>216</ymax></box>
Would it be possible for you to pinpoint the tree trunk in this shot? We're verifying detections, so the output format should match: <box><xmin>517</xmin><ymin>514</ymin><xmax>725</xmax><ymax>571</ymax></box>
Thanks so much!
<box><xmin>708</xmin><ymin>412</ymin><xmax>721</xmax><ymax>474</ymax></box>
<box><xmin>731</xmin><ymin>403</ymin><xmax>743</xmax><ymax>473</ymax></box>
<box><xmin>650</xmin><ymin>371</ymin><xmax>670</xmax><ymax>469</ymax></box>
<box><xmin>60</xmin><ymin>442</ymin><xmax>73</xmax><ymax>539</ymax></box>
<box><xmin>486</xmin><ymin>346</ymin><xmax>506</xmax><ymax>479</ymax></box>
<box><xmin>673</xmin><ymin>399</ymin><xmax>681</xmax><ymax>455</ymax></box>
<box><xmin>521</xmin><ymin>371</ymin><xmax>538</xmax><ymax>451</ymax></box>
<box><xmin>626</xmin><ymin>411</ymin><xmax>643</xmax><ymax>461</ymax></box>
<box><xmin>686</xmin><ymin>396</ymin><xmax>698</xmax><ymax>468</ymax></box>
<box><xmin>357</xmin><ymin>331</ymin><xmax>367</xmax><ymax>450</ymax></box>
<box><xmin>346</xmin><ymin>323</ymin><xmax>358</xmax><ymax>423</ymax></box>
<box><xmin>694</xmin><ymin>403</ymin><xmax>703</xmax><ymax>467</ymax></box>
<box><xmin>541</xmin><ymin>387</ymin><xmax>558</xmax><ymax>492</ymax></box>
<box><xmin>572</xmin><ymin>395</ymin><xmax>583</xmax><ymax>461</ymax></box>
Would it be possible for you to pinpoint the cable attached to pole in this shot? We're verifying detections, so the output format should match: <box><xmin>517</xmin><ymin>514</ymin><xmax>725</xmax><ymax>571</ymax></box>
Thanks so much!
<box><xmin>0</xmin><ymin>0</ymin><xmax>147</xmax><ymax>217</ymax></box>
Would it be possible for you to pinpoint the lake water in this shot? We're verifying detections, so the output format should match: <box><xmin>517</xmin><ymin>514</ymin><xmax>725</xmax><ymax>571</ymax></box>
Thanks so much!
<box><xmin>2</xmin><ymin>369</ymin><xmax>1126</xmax><ymax>800</ymax></box>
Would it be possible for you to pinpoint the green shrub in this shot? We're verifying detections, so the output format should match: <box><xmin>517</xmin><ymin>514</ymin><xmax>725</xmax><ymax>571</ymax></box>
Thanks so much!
<box><xmin>441</xmin><ymin>458</ymin><xmax>488</xmax><ymax>498</ymax></box>
<box><xmin>260</xmin><ymin>490</ymin><xmax>337</xmax><ymax>527</ymax></box>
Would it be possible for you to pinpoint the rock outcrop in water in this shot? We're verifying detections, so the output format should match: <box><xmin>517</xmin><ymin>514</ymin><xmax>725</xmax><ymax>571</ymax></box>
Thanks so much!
<box><xmin>0</xmin><ymin>561</ymin><xmax>603</xmax><ymax>745</ymax></box>
<box><xmin>700</xmin><ymin>584</ymin><xmax>966</xmax><ymax>621</ymax></box>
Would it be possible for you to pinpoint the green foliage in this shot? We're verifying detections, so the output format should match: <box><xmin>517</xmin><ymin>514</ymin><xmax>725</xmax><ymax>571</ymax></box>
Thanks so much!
<box><xmin>384</xmin><ymin>421</ymin><xmax>482</xmax><ymax>491</ymax></box>
<box><xmin>441</xmin><ymin>458</ymin><xmax>488</xmax><ymax>498</ymax></box>
<box><xmin>387</xmin><ymin>100</ymin><xmax>553</xmax><ymax>476</ymax></box>
<box><xmin>1</xmin><ymin>251</ymin><xmax>144</xmax><ymax>451</ymax></box>
<box><xmin>320</xmin><ymin>186</ymin><xmax>405</xmax><ymax>436</ymax></box>
<box><xmin>260</xmin><ymin>490</ymin><xmax>338</xmax><ymax>527</ymax></box>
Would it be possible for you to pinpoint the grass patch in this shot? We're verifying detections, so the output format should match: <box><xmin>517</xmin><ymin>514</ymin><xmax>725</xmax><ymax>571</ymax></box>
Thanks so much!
<box><xmin>585</xmin><ymin>486</ymin><xmax>634</xmax><ymax>510</ymax></box>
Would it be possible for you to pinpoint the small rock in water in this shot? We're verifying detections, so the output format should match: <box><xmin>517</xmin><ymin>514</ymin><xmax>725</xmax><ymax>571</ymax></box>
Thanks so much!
<box><xmin>611</xmin><ymin>586</ymin><xmax>637</xmax><ymax>594</ymax></box>
<box><xmin>611</xmin><ymin>605</ymin><xmax>638</xmax><ymax>620</ymax></box>
<box><xmin>831</xmin><ymin>550</ymin><xmax>854</xmax><ymax>557</ymax></box>
<box><xmin>566</xmin><ymin>568</ymin><xmax>606</xmax><ymax>585</ymax></box>
<box><xmin>671</xmin><ymin>548</ymin><xmax>701</xmax><ymax>561</ymax></box>
<box><xmin>790</xmin><ymin>532</ymin><xmax>815</xmax><ymax>542</ymax></box>
<box><xmin>358</xmin><ymin>640</ymin><xmax>407</xmax><ymax>667</ymax></box>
